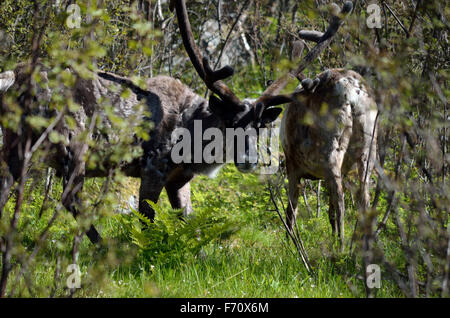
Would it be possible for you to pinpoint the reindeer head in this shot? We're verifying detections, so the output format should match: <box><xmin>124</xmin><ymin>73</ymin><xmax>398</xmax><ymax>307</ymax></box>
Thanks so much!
<box><xmin>171</xmin><ymin>0</ymin><xmax>353</xmax><ymax>173</ymax></box>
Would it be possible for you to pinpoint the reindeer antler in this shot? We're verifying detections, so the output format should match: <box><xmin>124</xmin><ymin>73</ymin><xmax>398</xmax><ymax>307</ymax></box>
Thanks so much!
<box><xmin>172</xmin><ymin>0</ymin><xmax>244</xmax><ymax>111</ymax></box>
<box><xmin>255</xmin><ymin>1</ymin><xmax>353</xmax><ymax>107</ymax></box>
<box><xmin>294</xmin><ymin>1</ymin><xmax>353</xmax><ymax>78</ymax></box>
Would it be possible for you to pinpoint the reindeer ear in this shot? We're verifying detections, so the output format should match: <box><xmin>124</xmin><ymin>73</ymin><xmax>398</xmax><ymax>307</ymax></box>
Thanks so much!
<box><xmin>260</xmin><ymin>107</ymin><xmax>282</xmax><ymax>125</ymax></box>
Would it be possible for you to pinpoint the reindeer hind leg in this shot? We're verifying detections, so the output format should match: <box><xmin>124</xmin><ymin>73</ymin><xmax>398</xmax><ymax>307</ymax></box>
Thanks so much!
<box><xmin>327</xmin><ymin>190</ymin><xmax>337</xmax><ymax>236</ymax></box>
<box><xmin>286</xmin><ymin>169</ymin><xmax>300</xmax><ymax>234</ymax></box>
<box><xmin>326</xmin><ymin>171</ymin><xmax>346</xmax><ymax>250</ymax></box>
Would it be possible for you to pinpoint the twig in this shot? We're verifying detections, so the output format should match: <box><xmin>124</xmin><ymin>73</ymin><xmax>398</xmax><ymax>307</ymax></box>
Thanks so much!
<box><xmin>382</xmin><ymin>2</ymin><xmax>410</xmax><ymax>37</ymax></box>
<box><xmin>316</xmin><ymin>180</ymin><xmax>321</xmax><ymax>218</ymax></box>
<box><xmin>302</xmin><ymin>186</ymin><xmax>312</xmax><ymax>218</ymax></box>
<box><xmin>69</xmin><ymin>231</ymin><xmax>82</xmax><ymax>298</ymax></box>
<box><xmin>394</xmin><ymin>205</ymin><xmax>418</xmax><ymax>297</ymax></box>
<box><xmin>213</xmin><ymin>0</ymin><xmax>250</xmax><ymax>70</ymax></box>
<box><xmin>374</xmin><ymin>136</ymin><xmax>406</xmax><ymax>238</ymax></box>
<box><xmin>50</xmin><ymin>252</ymin><xmax>61</xmax><ymax>298</ymax></box>
<box><xmin>9</xmin><ymin>203</ymin><xmax>63</xmax><ymax>297</ymax></box>
<box><xmin>0</xmin><ymin>133</ymin><xmax>32</xmax><ymax>297</ymax></box>
<box><xmin>268</xmin><ymin>182</ymin><xmax>312</xmax><ymax>274</ymax></box>
<box><xmin>210</xmin><ymin>267</ymin><xmax>249</xmax><ymax>290</ymax></box>
<box><xmin>204</xmin><ymin>0</ymin><xmax>251</xmax><ymax>98</ymax></box>
<box><xmin>39</xmin><ymin>168</ymin><xmax>54</xmax><ymax>218</ymax></box>
<box><xmin>407</xmin><ymin>0</ymin><xmax>422</xmax><ymax>36</ymax></box>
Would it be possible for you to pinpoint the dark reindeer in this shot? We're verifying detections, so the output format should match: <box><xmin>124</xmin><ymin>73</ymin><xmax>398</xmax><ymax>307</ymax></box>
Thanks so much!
<box><xmin>266</xmin><ymin>1</ymin><xmax>378</xmax><ymax>248</ymax></box>
<box><xmin>0</xmin><ymin>0</ymin><xmax>292</xmax><ymax>244</ymax></box>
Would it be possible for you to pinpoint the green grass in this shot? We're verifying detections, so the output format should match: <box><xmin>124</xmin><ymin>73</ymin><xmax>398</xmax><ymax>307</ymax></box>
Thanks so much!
<box><xmin>1</xmin><ymin>165</ymin><xmax>404</xmax><ymax>298</ymax></box>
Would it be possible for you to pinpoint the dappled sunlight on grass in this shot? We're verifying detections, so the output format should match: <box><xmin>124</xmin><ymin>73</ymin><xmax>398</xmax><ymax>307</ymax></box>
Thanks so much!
<box><xmin>2</xmin><ymin>164</ymin><xmax>405</xmax><ymax>297</ymax></box>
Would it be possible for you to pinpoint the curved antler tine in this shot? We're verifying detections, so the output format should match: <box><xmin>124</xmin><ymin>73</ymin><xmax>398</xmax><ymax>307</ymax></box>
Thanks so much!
<box><xmin>301</xmin><ymin>78</ymin><xmax>314</xmax><ymax>91</ymax></box>
<box><xmin>329</xmin><ymin>3</ymin><xmax>341</xmax><ymax>17</ymax></box>
<box><xmin>256</xmin><ymin>94</ymin><xmax>294</xmax><ymax>108</ymax></box>
<box><xmin>298</xmin><ymin>1</ymin><xmax>352</xmax><ymax>44</ymax></box>
<box><xmin>254</xmin><ymin>2</ymin><xmax>353</xmax><ymax>111</ymax></box>
<box><xmin>293</xmin><ymin>1</ymin><xmax>353</xmax><ymax>79</ymax></box>
<box><xmin>310</xmin><ymin>77</ymin><xmax>321</xmax><ymax>92</ymax></box>
<box><xmin>342</xmin><ymin>1</ymin><xmax>354</xmax><ymax>15</ymax></box>
<box><xmin>300</xmin><ymin>77</ymin><xmax>321</xmax><ymax>93</ymax></box>
<box><xmin>329</xmin><ymin>1</ymin><xmax>353</xmax><ymax>17</ymax></box>
<box><xmin>321</xmin><ymin>69</ymin><xmax>332</xmax><ymax>83</ymax></box>
<box><xmin>321</xmin><ymin>1</ymin><xmax>353</xmax><ymax>42</ymax></box>
<box><xmin>212</xmin><ymin>65</ymin><xmax>235</xmax><ymax>81</ymax></box>
<box><xmin>297</xmin><ymin>70</ymin><xmax>331</xmax><ymax>95</ymax></box>
<box><xmin>203</xmin><ymin>56</ymin><xmax>235</xmax><ymax>82</ymax></box>
<box><xmin>174</xmin><ymin>0</ymin><xmax>243</xmax><ymax>110</ymax></box>
<box><xmin>298</xmin><ymin>30</ymin><xmax>324</xmax><ymax>43</ymax></box>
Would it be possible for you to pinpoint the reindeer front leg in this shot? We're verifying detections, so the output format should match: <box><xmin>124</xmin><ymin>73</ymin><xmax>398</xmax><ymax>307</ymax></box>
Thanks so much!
<box><xmin>138</xmin><ymin>148</ymin><xmax>171</xmax><ymax>220</ymax></box>
<box><xmin>61</xmin><ymin>151</ymin><xmax>101</xmax><ymax>244</ymax></box>
<box><xmin>165</xmin><ymin>172</ymin><xmax>194</xmax><ymax>217</ymax></box>
<box><xmin>138</xmin><ymin>174</ymin><xmax>164</xmax><ymax>221</ymax></box>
